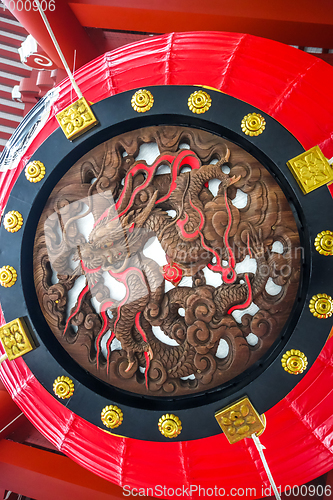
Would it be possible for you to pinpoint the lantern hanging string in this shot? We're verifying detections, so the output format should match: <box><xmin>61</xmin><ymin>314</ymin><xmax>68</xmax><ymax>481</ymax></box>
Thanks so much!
<box><xmin>0</xmin><ymin>353</ymin><xmax>8</xmax><ymax>365</ymax></box>
<box><xmin>34</xmin><ymin>0</ymin><xmax>83</xmax><ymax>100</ymax></box>
<box><xmin>252</xmin><ymin>433</ymin><xmax>281</xmax><ymax>500</ymax></box>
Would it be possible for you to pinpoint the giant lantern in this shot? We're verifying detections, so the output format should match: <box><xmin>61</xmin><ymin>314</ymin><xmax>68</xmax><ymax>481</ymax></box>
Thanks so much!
<box><xmin>1</xmin><ymin>31</ymin><xmax>333</xmax><ymax>497</ymax></box>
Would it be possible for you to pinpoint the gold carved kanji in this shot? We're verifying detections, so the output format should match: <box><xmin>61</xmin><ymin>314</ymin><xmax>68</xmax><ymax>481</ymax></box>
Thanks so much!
<box><xmin>215</xmin><ymin>396</ymin><xmax>265</xmax><ymax>444</ymax></box>
<box><xmin>287</xmin><ymin>146</ymin><xmax>333</xmax><ymax>194</ymax></box>
<box><xmin>56</xmin><ymin>97</ymin><xmax>98</xmax><ymax>141</ymax></box>
<box><xmin>0</xmin><ymin>318</ymin><xmax>36</xmax><ymax>360</ymax></box>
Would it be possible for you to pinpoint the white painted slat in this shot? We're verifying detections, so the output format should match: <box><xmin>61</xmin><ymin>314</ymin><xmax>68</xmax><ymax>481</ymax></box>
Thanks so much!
<box><xmin>0</xmin><ymin>110</ymin><xmax>22</xmax><ymax>121</ymax></box>
<box><xmin>0</xmin><ymin>69</ymin><xmax>22</xmax><ymax>81</ymax></box>
<box><xmin>0</xmin><ymin>124</ymin><xmax>15</xmax><ymax>133</ymax></box>
<box><xmin>0</xmin><ymin>96</ymin><xmax>24</xmax><ymax>109</ymax></box>
<box><xmin>0</xmin><ymin>55</ymin><xmax>31</xmax><ymax>70</ymax></box>
<box><xmin>0</xmin><ymin>29</ymin><xmax>25</xmax><ymax>41</ymax></box>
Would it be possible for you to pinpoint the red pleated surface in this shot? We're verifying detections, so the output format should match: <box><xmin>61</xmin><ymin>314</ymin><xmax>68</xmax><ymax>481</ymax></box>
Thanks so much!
<box><xmin>1</xmin><ymin>32</ymin><xmax>333</xmax><ymax>497</ymax></box>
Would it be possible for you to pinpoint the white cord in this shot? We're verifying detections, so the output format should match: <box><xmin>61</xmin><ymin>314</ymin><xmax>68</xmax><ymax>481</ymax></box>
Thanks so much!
<box><xmin>328</xmin><ymin>157</ymin><xmax>333</xmax><ymax>165</ymax></box>
<box><xmin>0</xmin><ymin>412</ymin><xmax>24</xmax><ymax>435</ymax></box>
<box><xmin>34</xmin><ymin>0</ymin><xmax>83</xmax><ymax>100</ymax></box>
<box><xmin>252</xmin><ymin>433</ymin><xmax>281</xmax><ymax>500</ymax></box>
<box><xmin>0</xmin><ymin>353</ymin><xmax>8</xmax><ymax>365</ymax></box>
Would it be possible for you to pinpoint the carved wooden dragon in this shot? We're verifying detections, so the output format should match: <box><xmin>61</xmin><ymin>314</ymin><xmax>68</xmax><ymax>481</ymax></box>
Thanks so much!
<box><xmin>63</xmin><ymin>148</ymin><xmax>270</xmax><ymax>382</ymax></box>
<box><xmin>35</xmin><ymin>127</ymin><xmax>300</xmax><ymax>396</ymax></box>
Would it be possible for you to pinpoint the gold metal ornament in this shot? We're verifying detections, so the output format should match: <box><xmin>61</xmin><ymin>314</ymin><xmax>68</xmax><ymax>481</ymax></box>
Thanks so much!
<box><xmin>53</xmin><ymin>376</ymin><xmax>74</xmax><ymax>399</ymax></box>
<box><xmin>101</xmin><ymin>405</ymin><xmax>123</xmax><ymax>429</ymax></box>
<box><xmin>281</xmin><ymin>349</ymin><xmax>308</xmax><ymax>375</ymax></box>
<box><xmin>158</xmin><ymin>413</ymin><xmax>182</xmax><ymax>438</ymax></box>
<box><xmin>287</xmin><ymin>145</ymin><xmax>333</xmax><ymax>195</ymax></box>
<box><xmin>25</xmin><ymin>160</ymin><xmax>45</xmax><ymax>183</ymax></box>
<box><xmin>56</xmin><ymin>97</ymin><xmax>98</xmax><ymax>141</ymax></box>
<box><xmin>131</xmin><ymin>89</ymin><xmax>154</xmax><ymax>113</ymax></box>
<box><xmin>188</xmin><ymin>90</ymin><xmax>212</xmax><ymax>114</ymax></box>
<box><xmin>0</xmin><ymin>265</ymin><xmax>17</xmax><ymax>288</ymax></box>
<box><xmin>256</xmin><ymin>414</ymin><xmax>266</xmax><ymax>437</ymax></box>
<box><xmin>215</xmin><ymin>397</ymin><xmax>265</xmax><ymax>444</ymax></box>
<box><xmin>241</xmin><ymin>113</ymin><xmax>266</xmax><ymax>136</ymax></box>
<box><xmin>3</xmin><ymin>211</ymin><xmax>23</xmax><ymax>233</ymax></box>
<box><xmin>194</xmin><ymin>84</ymin><xmax>223</xmax><ymax>93</ymax></box>
<box><xmin>309</xmin><ymin>293</ymin><xmax>333</xmax><ymax>318</ymax></box>
<box><xmin>314</xmin><ymin>231</ymin><xmax>333</xmax><ymax>256</ymax></box>
<box><xmin>0</xmin><ymin>317</ymin><xmax>36</xmax><ymax>360</ymax></box>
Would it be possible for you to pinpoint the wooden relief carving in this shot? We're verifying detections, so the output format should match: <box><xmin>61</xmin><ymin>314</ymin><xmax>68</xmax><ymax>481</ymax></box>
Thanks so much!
<box><xmin>33</xmin><ymin>126</ymin><xmax>301</xmax><ymax>396</ymax></box>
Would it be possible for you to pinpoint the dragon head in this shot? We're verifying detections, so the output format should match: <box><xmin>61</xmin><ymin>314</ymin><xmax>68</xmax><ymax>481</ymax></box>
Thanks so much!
<box><xmin>75</xmin><ymin>191</ymin><xmax>158</xmax><ymax>272</ymax></box>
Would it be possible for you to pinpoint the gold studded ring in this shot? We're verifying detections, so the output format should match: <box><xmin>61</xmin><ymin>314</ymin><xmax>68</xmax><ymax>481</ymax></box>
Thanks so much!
<box><xmin>131</xmin><ymin>89</ymin><xmax>154</xmax><ymax>113</ymax></box>
<box><xmin>101</xmin><ymin>405</ymin><xmax>123</xmax><ymax>429</ymax></box>
<box><xmin>0</xmin><ymin>265</ymin><xmax>17</xmax><ymax>288</ymax></box>
<box><xmin>241</xmin><ymin>113</ymin><xmax>266</xmax><ymax>136</ymax></box>
<box><xmin>158</xmin><ymin>413</ymin><xmax>182</xmax><ymax>438</ymax></box>
<box><xmin>3</xmin><ymin>211</ymin><xmax>23</xmax><ymax>233</ymax></box>
<box><xmin>25</xmin><ymin>160</ymin><xmax>45</xmax><ymax>183</ymax></box>
<box><xmin>53</xmin><ymin>376</ymin><xmax>74</xmax><ymax>399</ymax></box>
<box><xmin>281</xmin><ymin>349</ymin><xmax>308</xmax><ymax>374</ymax></box>
<box><xmin>314</xmin><ymin>231</ymin><xmax>333</xmax><ymax>256</ymax></box>
<box><xmin>188</xmin><ymin>90</ymin><xmax>212</xmax><ymax>114</ymax></box>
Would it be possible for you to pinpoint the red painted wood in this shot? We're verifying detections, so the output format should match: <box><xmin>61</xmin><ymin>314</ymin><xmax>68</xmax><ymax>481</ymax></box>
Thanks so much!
<box><xmin>0</xmin><ymin>90</ymin><xmax>14</xmax><ymax>100</ymax></box>
<box><xmin>0</xmin><ymin>390</ymin><xmax>21</xmax><ymax>437</ymax></box>
<box><xmin>0</xmin><ymin>47</ymin><xmax>21</xmax><ymax>62</ymax></box>
<box><xmin>0</xmin><ymin>16</ymin><xmax>29</xmax><ymax>36</ymax></box>
<box><xmin>0</xmin><ymin>33</ymin><xmax>24</xmax><ymax>48</ymax></box>
<box><xmin>0</xmin><ymin>117</ymin><xmax>21</xmax><ymax>128</ymax></box>
<box><xmin>68</xmin><ymin>0</ymin><xmax>333</xmax><ymax>48</ymax></box>
<box><xmin>0</xmin><ymin>104</ymin><xmax>24</xmax><ymax>118</ymax></box>
<box><xmin>0</xmin><ymin>62</ymin><xmax>30</xmax><ymax>78</ymax></box>
<box><xmin>0</xmin><ymin>131</ymin><xmax>12</xmax><ymax>141</ymax></box>
<box><xmin>0</xmin><ymin>440</ymin><xmax>151</xmax><ymax>500</ymax></box>
<box><xmin>3</xmin><ymin>0</ymin><xmax>99</xmax><ymax>70</ymax></box>
<box><xmin>0</xmin><ymin>74</ymin><xmax>21</xmax><ymax>87</ymax></box>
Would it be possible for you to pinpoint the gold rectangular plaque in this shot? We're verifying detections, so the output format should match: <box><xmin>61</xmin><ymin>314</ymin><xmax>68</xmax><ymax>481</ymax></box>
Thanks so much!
<box><xmin>287</xmin><ymin>145</ymin><xmax>333</xmax><ymax>195</ymax></box>
<box><xmin>215</xmin><ymin>396</ymin><xmax>265</xmax><ymax>444</ymax></box>
<box><xmin>56</xmin><ymin>97</ymin><xmax>98</xmax><ymax>141</ymax></box>
<box><xmin>0</xmin><ymin>317</ymin><xmax>36</xmax><ymax>360</ymax></box>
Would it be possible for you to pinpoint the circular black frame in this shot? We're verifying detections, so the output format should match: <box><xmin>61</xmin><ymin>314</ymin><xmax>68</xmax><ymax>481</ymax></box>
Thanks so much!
<box><xmin>1</xmin><ymin>86</ymin><xmax>332</xmax><ymax>441</ymax></box>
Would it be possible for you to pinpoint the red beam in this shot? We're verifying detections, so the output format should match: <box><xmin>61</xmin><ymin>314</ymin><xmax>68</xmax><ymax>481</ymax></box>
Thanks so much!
<box><xmin>68</xmin><ymin>0</ymin><xmax>333</xmax><ymax>48</ymax></box>
<box><xmin>0</xmin><ymin>440</ymin><xmax>156</xmax><ymax>500</ymax></box>
<box><xmin>0</xmin><ymin>390</ymin><xmax>22</xmax><ymax>437</ymax></box>
<box><xmin>3</xmin><ymin>0</ymin><xmax>99</xmax><ymax>70</ymax></box>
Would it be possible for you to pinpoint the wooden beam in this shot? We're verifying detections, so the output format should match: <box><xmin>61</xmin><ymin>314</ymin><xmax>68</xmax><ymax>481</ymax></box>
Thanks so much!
<box><xmin>3</xmin><ymin>0</ymin><xmax>99</xmax><ymax>70</ymax></box>
<box><xmin>69</xmin><ymin>0</ymin><xmax>333</xmax><ymax>49</ymax></box>
<box><xmin>0</xmin><ymin>439</ymin><xmax>155</xmax><ymax>500</ymax></box>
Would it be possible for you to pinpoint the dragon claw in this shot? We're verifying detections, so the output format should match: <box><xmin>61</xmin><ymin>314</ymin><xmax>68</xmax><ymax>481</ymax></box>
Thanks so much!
<box><xmin>125</xmin><ymin>360</ymin><xmax>135</xmax><ymax>372</ymax></box>
<box><xmin>229</xmin><ymin>174</ymin><xmax>241</xmax><ymax>186</ymax></box>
